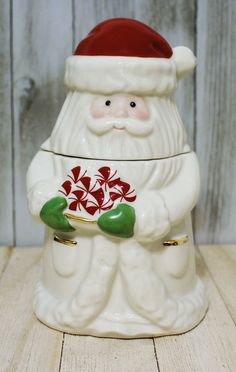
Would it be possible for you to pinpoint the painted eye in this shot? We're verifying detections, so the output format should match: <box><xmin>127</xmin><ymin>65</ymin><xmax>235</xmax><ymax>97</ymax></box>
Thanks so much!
<box><xmin>130</xmin><ymin>101</ymin><xmax>136</xmax><ymax>108</ymax></box>
<box><xmin>105</xmin><ymin>100</ymin><xmax>111</xmax><ymax>106</ymax></box>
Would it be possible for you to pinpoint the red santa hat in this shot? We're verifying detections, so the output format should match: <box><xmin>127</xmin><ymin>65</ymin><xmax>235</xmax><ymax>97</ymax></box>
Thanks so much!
<box><xmin>65</xmin><ymin>18</ymin><xmax>196</xmax><ymax>96</ymax></box>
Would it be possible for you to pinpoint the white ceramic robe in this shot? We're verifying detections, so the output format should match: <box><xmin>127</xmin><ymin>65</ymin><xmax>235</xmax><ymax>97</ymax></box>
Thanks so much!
<box><xmin>27</xmin><ymin>147</ymin><xmax>208</xmax><ymax>338</ymax></box>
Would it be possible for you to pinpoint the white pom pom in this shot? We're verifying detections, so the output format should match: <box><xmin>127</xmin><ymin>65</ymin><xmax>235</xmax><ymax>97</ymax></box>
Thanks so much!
<box><xmin>172</xmin><ymin>46</ymin><xmax>197</xmax><ymax>79</ymax></box>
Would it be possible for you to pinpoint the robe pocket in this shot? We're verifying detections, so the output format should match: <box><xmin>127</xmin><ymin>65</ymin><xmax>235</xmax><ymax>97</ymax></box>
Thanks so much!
<box><xmin>52</xmin><ymin>235</ymin><xmax>78</xmax><ymax>277</ymax></box>
<box><xmin>163</xmin><ymin>237</ymin><xmax>190</xmax><ymax>279</ymax></box>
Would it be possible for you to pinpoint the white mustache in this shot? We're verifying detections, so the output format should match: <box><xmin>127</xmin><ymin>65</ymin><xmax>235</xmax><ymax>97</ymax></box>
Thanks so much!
<box><xmin>87</xmin><ymin>117</ymin><xmax>153</xmax><ymax>136</ymax></box>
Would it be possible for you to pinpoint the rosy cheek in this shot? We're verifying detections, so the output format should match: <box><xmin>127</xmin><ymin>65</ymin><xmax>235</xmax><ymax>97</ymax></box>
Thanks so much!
<box><xmin>129</xmin><ymin>108</ymin><xmax>150</xmax><ymax>120</ymax></box>
<box><xmin>90</xmin><ymin>106</ymin><xmax>107</xmax><ymax>118</ymax></box>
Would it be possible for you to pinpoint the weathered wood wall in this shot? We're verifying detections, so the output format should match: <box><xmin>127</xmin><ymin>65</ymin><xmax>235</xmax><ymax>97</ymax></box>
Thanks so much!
<box><xmin>0</xmin><ymin>0</ymin><xmax>235</xmax><ymax>245</ymax></box>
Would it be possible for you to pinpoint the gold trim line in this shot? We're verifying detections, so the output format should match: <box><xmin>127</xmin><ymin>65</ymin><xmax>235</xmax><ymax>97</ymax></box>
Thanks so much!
<box><xmin>64</xmin><ymin>213</ymin><xmax>97</xmax><ymax>224</ymax></box>
<box><xmin>163</xmin><ymin>235</ymin><xmax>189</xmax><ymax>246</ymax></box>
<box><xmin>54</xmin><ymin>235</ymin><xmax>77</xmax><ymax>246</ymax></box>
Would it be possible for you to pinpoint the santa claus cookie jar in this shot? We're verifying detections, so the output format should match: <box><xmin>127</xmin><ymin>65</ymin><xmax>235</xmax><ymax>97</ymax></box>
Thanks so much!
<box><xmin>27</xmin><ymin>18</ymin><xmax>208</xmax><ymax>337</ymax></box>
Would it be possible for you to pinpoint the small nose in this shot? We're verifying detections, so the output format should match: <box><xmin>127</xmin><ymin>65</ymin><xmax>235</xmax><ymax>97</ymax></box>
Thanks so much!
<box><xmin>111</xmin><ymin>102</ymin><xmax>128</xmax><ymax>118</ymax></box>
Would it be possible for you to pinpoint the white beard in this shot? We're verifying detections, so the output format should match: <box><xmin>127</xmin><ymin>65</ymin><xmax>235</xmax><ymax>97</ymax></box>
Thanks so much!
<box><xmin>45</xmin><ymin>91</ymin><xmax>189</xmax><ymax>160</ymax></box>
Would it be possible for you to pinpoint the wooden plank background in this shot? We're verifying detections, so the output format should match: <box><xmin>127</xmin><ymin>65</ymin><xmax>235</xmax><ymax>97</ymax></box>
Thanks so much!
<box><xmin>0</xmin><ymin>0</ymin><xmax>235</xmax><ymax>245</ymax></box>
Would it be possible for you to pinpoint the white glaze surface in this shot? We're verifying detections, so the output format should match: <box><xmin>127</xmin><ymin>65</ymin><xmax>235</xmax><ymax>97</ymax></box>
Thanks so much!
<box><xmin>27</xmin><ymin>152</ymin><xmax>207</xmax><ymax>337</ymax></box>
<box><xmin>65</xmin><ymin>47</ymin><xmax>196</xmax><ymax>96</ymax></box>
<box><xmin>26</xmin><ymin>40</ymin><xmax>206</xmax><ymax>337</ymax></box>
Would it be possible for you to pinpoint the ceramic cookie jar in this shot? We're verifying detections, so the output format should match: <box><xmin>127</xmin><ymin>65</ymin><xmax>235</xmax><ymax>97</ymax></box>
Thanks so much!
<box><xmin>27</xmin><ymin>18</ymin><xmax>208</xmax><ymax>338</ymax></box>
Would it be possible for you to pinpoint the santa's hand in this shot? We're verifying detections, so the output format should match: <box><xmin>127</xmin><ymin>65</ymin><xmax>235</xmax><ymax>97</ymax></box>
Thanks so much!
<box><xmin>40</xmin><ymin>196</ymin><xmax>75</xmax><ymax>232</ymax></box>
<box><xmin>97</xmin><ymin>203</ymin><xmax>135</xmax><ymax>238</ymax></box>
<box><xmin>134</xmin><ymin>191</ymin><xmax>170</xmax><ymax>243</ymax></box>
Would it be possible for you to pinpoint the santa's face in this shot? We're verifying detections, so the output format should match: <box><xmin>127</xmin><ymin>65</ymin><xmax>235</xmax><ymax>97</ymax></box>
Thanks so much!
<box><xmin>89</xmin><ymin>94</ymin><xmax>152</xmax><ymax>136</ymax></box>
<box><xmin>48</xmin><ymin>91</ymin><xmax>188</xmax><ymax>160</ymax></box>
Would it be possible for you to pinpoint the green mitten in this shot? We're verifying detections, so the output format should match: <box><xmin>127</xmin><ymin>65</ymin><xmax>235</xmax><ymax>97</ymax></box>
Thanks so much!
<box><xmin>40</xmin><ymin>196</ymin><xmax>75</xmax><ymax>232</ymax></box>
<box><xmin>97</xmin><ymin>203</ymin><xmax>135</xmax><ymax>238</ymax></box>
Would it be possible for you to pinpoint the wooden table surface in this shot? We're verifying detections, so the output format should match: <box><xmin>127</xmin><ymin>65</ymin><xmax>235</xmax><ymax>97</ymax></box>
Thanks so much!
<box><xmin>0</xmin><ymin>245</ymin><xmax>235</xmax><ymax>372</ymax></box>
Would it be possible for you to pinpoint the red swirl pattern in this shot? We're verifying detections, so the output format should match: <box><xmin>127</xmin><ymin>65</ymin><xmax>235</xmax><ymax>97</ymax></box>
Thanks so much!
<box><xmin>59</xmin><ymin>166</ymin><xmax>136</xmax><ymax>216</ymax></box>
